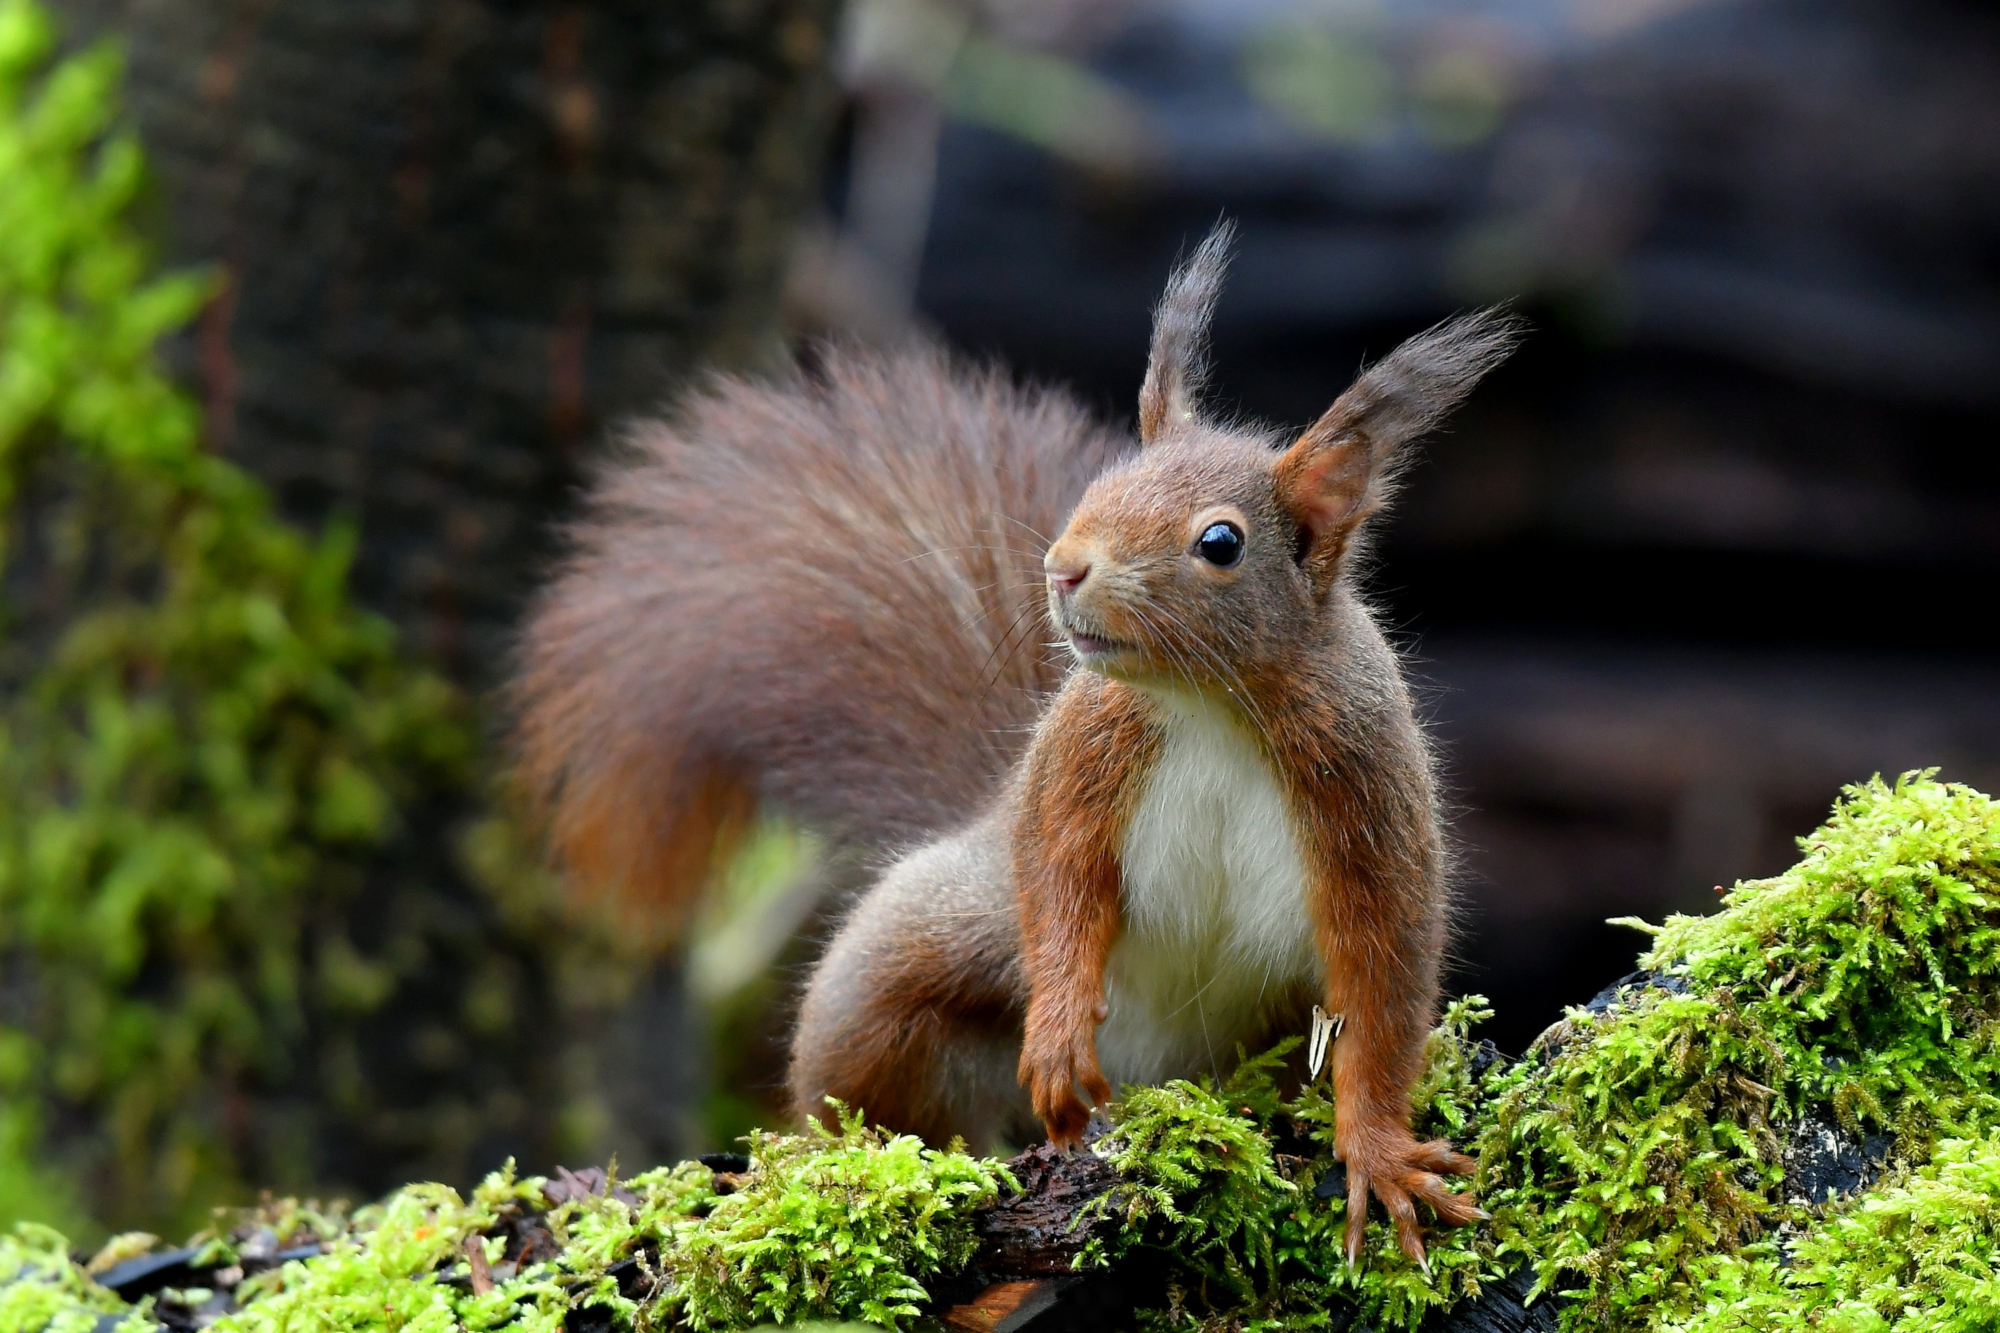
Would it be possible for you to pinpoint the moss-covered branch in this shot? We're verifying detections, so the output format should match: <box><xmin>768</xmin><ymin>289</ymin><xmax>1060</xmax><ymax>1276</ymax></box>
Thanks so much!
<box><xmin>8</xmin><ymin>772</ymin><xmax>1998</xmax><ymax>1333</ymax></box>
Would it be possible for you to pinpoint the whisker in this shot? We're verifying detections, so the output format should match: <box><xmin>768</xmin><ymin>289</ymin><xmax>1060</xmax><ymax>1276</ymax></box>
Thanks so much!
<box><xmin>1165</xmin><ymin>963</ymin><xmax>1226</xmax><ymax>1022</ymax></box>
<box><xmin>1152</xmin><ymin>600</ymin><xmax>1272</xmax><ymax>738</ymax></box>
<box><xmin>1001</xmin><ymin>514</ymin><xmax>1054</xmax><ymax>547</ymax></box>
<box><xmin>971</xmin><ymin>595</ymin><xmax>1059</xmax><ymax>720</ymax></box>
<box><xmin>1130</xmin><ymin>607</ymin><xmax>1201</xmax><ymax>695</ymax></box>
<box><xmin>898</xmin><ymin>543</ymin><xmax>1016</xmax><ymax>566</ymax></box>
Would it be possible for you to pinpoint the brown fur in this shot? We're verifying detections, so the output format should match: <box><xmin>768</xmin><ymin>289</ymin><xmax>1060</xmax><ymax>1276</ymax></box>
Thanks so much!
<box><xmin>511</xmin><ymin>344</ymin><xmax>1127</xmax><ymax>931</ymax></box>
<box><xmin>787</xmin><ymin>811</ymin><xmax>1033</xmax><ymax>1146</ymax></box>
<box><xmin>1137</xmin><ymin>221</ymin><xmax>1233</xmax><ymax>445</ymax></box>
<box><xmin>1012</xmin><ymin>676</ymin><xmax>1159</xmax><ymax>1143</ymax></box>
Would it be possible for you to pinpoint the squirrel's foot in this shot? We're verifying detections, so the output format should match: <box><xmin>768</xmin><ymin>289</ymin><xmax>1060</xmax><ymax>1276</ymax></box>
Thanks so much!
<box><xmin>1019</xmin><ymin>1034</ymin><xmax>1112</xmax><ymax>1149</ymax></box>
<box><xmin>1340</xmin><ymin>1132</ymin><xmax>1484</xmax><ymax>1266</ymax></box>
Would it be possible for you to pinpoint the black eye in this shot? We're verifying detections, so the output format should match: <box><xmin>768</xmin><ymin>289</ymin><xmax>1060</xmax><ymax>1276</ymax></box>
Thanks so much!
<box><xmin>1196</xmin><ymin>521</ymin><xmax>1244</xmax><ymax>568</ymax></box>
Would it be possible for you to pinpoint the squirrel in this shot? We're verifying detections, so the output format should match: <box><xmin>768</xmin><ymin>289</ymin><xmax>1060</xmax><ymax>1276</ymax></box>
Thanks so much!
<box><xmin>512</xmin><ymin>222</ymin><xmax>1522</xmax><ymax>1264</ymax></box>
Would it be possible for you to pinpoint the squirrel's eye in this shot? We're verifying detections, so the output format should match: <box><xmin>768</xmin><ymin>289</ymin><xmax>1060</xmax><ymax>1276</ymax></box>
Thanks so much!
<box><xmin>1196</xmin><ymin>521</ymin><xmax>1244</xmax><ymax>568</ymax></box>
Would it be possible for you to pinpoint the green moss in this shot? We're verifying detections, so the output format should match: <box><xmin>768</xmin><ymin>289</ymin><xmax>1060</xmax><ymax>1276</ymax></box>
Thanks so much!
<box><xmin>664</xmin><ymin>1108</ymin><xmax>1013</xmax><ymax>1331</ymax></box>
<box><xmin>1475</xmin><ymin>772</ymin><xmax>2000</xmax><ymax>1331</ymax></box>
<box><xmin>1084</xmin><ymin>773</ymin><xmax>2000</xmax><ymax>1333</ymax></box>
<box><xmin>1667</xmin><ymin>1129</ymin><xmax>2000</xmax><ymax>1333</ymax></box>
<box><xmin>0</xmin><ymin>1223</ymin><xmax>153</xmax><ymax>1333</ymax></box>
<box><xmin>9</xmin><ymin>767</ymin><xmax>2000</xmax><ymax>1333</ymax></box>
<box><xmin>214</xmin><ymin>1166</ymin><xmax>570</xmax><ymax>1333</ymax></box>
<box><xmin>1087</xmin><ymin>1043</ymin><xmax>1297</xmax><ymax>1301</ymax></box>
<box><xmin>1645</xmin><ymin>772</ymin><xmax>2000</xmax><ymax>1147</ymax></box>
<box><xmin>1086</xmin><ymin>1002</ymin><xmax>1504</xmax><ymax>1332</ymax></box>
<box><xmin>1476</xmin><ymin>978</ymin><xmax>1786</xmax><ymax>1324</ymax></box>
<box><xmin>13</xmin><ymin>1122</ymin><xmax>1010</xmax><ymax>1333</ymax></box>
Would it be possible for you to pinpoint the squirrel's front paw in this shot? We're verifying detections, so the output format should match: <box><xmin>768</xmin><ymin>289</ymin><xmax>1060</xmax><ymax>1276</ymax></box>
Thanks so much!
<box><xmin>1019</xmin><ymin>1035</ymin><xmax>1112</xmax><ymax>1148</ymax></box>
<box><xmin>1339</xmin><ymin>1128</ymin><xmax>1484</xmax><ymax>1266</ymax></box>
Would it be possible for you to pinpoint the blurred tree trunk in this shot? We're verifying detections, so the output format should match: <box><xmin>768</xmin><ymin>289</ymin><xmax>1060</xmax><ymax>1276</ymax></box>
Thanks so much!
<box><xmin>39</xmin><ymin>0</ymin><xmax>839</xmax><ymax>1180</ymax></box>
<box><xmin>53</xmin><ymin>0</ymin><xmax>836</xmax><ymax>682</ymax></box>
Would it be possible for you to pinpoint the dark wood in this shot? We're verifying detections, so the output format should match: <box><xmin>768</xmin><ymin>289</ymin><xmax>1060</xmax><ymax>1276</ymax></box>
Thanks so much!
<box><xmin>974</xmin><ymin>1140</ymin><xmax>1125</xmax><ymax>1277</ymax></box>
<box><xmin>51</xmin><ymin>0</ymin><xmax>838</xmax><ymax>683</ymax></box>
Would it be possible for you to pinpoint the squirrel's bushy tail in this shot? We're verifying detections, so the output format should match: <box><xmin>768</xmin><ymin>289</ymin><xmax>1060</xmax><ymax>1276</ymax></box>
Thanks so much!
<box><xmin>511</xmin><ymin>343</ymin><xmax>1127</xmax><ymax>932</ymax></box>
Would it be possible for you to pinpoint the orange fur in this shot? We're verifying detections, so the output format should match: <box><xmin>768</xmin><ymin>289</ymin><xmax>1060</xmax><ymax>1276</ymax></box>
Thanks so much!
<box><xmin>1012</xmin><ymin>676</ymin><xmax>1159</xmax><ymax>1144</ymax></box>
<box><xmin>551</xmin><ymin>758</ymin><xmax>755</xmax><ymax>938</ymax></box>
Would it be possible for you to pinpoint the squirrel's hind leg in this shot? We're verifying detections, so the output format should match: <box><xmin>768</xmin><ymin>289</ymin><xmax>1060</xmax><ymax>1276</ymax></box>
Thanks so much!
<box><xmin>789</xmin><ymin>812</ymin><xmax>1033</xmax><ymax>1152</ymax></box>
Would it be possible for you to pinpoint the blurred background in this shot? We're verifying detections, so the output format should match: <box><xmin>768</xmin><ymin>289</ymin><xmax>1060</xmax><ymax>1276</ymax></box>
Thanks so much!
<box><xmin>1</xmin><ymin>0</ymin><xmax>1995</xmax><ymax>1236</ymax></box>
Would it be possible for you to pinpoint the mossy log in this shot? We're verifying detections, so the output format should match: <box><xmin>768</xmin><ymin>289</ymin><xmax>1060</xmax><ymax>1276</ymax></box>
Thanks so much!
<box><xmin>8</xmin><ymin>773</ymin><xmax>2000</xmax><ymax>1333</ymax></box>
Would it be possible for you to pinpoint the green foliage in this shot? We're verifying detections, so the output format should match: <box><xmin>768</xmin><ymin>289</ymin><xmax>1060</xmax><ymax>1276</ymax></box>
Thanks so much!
<box><xmin>214</xmin><ymin>1167</ymin><xmax>573</xmax><ymax>1333</ymax></box>
<box><xmin>0</xmin><ymin>0</ymin><xmax>611</xmax><ymax>1236</ymax></box>
<box><xmin>1645</xmin><ymin>772</ymin><xmax>2000</xmax><ymax>1147</ymax></box>
<box><xmin>1089</xmin><ymin>1045</ymin><xmax>1297</xmax><ymax>1302</ymax></box>
<box><xmin>1094</xmin><ymin>1007</ymin><xmax>1504</xmax><ymax>1333</ymax></box>
<box><xmin>0</xmin><ymin>0</ymin><xmax>210</xmax><ymax>491</ymax></box>
<box><xmin>1667</xmin><ymin>1130</ymin><xmax>2000</xmax><ymax>1333</ymax></box>
<box><xmin>1096</xmin><ymin>775</ymin><xmax>2000</xmax><ymax>1333</ymax></box>
<box><xmin>665</xmin><ymin>1106</ymin><xmax>1013</xmax><ymax>1331</ymax></box>
<box><xmin>0</xmin><ymin>1222</ymin><xmax>151</xmax><ymax>1333</ymax></box>
<box><xmin>4</xmin><ymin>1125</ymin><xmax>1012</xmax><ymax>1333</ymax></box>
<box><xmin>15</xmin><ymin>774</ymin><xmax>2000</xmax><ymax>1331</ymax></box>
<box><xmin>1476</xmin><ymin>983</ymin><xmax>1786</xmax><ymax>1326</ymax></box>
<box><xmin>224</xmin><ymin>1117</ymin><xmax>1010</xmax><ymax>1333</ymax></box>
<box><xmin>1475</xmin><ymin>773</ymin><xmax>2000</xmax><ymax>1332</ymax></box>
<box><xmin>1283</xmin><ymin>998</ymin><xmax>1511</xmax><ymax>1329</ymax></box>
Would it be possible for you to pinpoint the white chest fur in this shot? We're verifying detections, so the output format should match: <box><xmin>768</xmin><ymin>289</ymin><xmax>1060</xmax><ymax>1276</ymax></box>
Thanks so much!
<box><xmin>1098</xmin><ymin>692</ymin><xmax>1322</xmax><ymax>1087</ymax></box>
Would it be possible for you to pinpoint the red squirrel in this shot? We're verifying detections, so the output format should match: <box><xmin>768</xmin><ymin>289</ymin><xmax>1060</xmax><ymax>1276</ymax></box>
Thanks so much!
<box><xmin>513</xmin><ymin>223</ymin><xmax>1520</xmax><ymax>1263</ymax></box>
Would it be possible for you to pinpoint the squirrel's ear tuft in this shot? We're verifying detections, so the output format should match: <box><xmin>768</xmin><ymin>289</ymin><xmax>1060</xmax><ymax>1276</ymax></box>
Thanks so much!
<box><xmin>1276</xmin><ymin>307</ymin><xmax>1524</xmax><ymax>582</ymax></box>
<box><xmin>1137</xmin><ymin>220</ymin><xmax>1235</xmax><ymax>445</ymax></box>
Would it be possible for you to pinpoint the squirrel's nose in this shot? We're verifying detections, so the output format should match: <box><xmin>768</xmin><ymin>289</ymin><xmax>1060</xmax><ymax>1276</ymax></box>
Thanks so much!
<box><xmin>1047</xmin><ymin>563</ymin><xmax>1089</xmax><ymax>596</ymax></box>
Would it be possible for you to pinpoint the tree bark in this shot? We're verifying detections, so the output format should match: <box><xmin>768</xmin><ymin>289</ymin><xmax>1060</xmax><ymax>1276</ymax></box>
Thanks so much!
<box><xmin>52</xmin><ymin>0</ymin><xmax>837</xmax><ymax>682</ymax></box>
<box><xmin>34</xmin><ymin>0</ymin><xmax>839</xmax><ymax>1191</ymax></box>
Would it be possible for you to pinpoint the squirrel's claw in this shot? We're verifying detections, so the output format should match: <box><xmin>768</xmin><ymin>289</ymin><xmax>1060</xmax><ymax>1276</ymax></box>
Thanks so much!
<box><xmin>1342</xmin><ymin>1166</ymin><xmax>1371</xmax><ymax>1266</ymax></box>
<box><xmin>1035</xmin><ymin>1088</ymin><xmax>1093</xmax><ymax>1148</ymax></box>
<box><xmin>1342</xmin><ymin>1135</ymin><xmax>1487</xmax><ymax>1272</ymax></box>
<box><xmin>1410</xmin><ymin>1138</ymin><xmax>1477</xmax><ymax>1176</ymax></box>
<box><xmin>1023</xmin><ymin>1040</ymin><xmax>1111</xmax><ymax>1149</ymax></box>
<box><xmin>1411</xmin><ymin>1172</ymin><xmax>1487</xmax><ymax>1228</ymax></box>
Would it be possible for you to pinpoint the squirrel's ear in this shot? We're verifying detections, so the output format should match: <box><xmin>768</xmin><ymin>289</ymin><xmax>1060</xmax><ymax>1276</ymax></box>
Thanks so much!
<box><xmin>1137</xmin><ymin>220</ymin><xmax>1235</xmax><ymax>445</ymax></box>
<box><xmin>1276</xmin><ymin>307</ymin><xmax>1524</xmax><ymax>583</ymax></box>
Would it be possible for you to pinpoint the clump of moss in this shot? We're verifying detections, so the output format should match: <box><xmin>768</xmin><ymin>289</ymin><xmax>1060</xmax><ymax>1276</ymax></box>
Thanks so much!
<box><xmin>172</xmin><ymin>1119</ymin><xmax>1007</xmax><ymax>1333</ymax></box>
<box><xmin>545</xmin><ymin>1162</ymin><xmax>715</xmax><ymax>1327</ymax></box>
<box><xmin>1667</xmin><ymin>1128</ymin><xmax>2000</xmax><ymax>1333</ymax></box>
<box><xmin>1089</xmin><ymin>1003</ymin><xmax>1504</xmax><ymax>1332</ymax></box>
<box><xmin>0</xmin><ymin>1223</ymin><xmax>153</xmax><ymax>1333</ymax></box>
<box><xmin>1476</xmin><ymin>977</ymin><xmax>1787</xmax><ymax>1325</ymax></box>
<box><xmin>215</xmin><ymin>1166</ymin><xmax>563</xmax><ymax>1333</ymax></box>
<box><xmin>1099</xmin><ymin>773</ymin><xmax>2000</xmax><ymax>1333</ymax></box>
<box><xmin>1286</xmin><ymin>997</ymin><xmax>1511</xmax><ymax>1328</ymax></box>
<box><xmin>663</xmin><ymin>1107</ymin><xmax>1014</xmax><ymax>1331</ymax></box>
<box><xmin>1087</xmin><ymin>1043</ymin><xmax>1297</xmax><ymax>1304</ymax></box>
<box><xmin>1476</xmin><ymin>772</ymin><xmax>2000</xmax><ymax>1331</ymax></box>
<box><xmin>1647</xmin><ymin>772</ymin><xmax>2000</xmax><ymax>1147</ymax></box>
